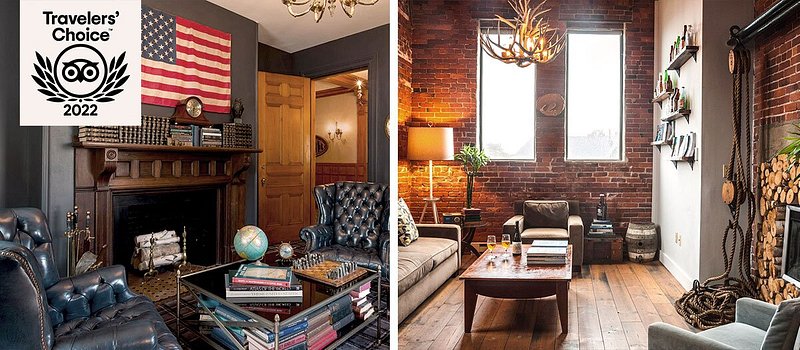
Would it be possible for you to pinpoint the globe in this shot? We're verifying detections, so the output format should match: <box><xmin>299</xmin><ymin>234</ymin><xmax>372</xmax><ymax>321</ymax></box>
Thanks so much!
<box><xmin>234</xmin><ymin>226</ymin><xmax>268</xmax><ymax>262</ymax></box>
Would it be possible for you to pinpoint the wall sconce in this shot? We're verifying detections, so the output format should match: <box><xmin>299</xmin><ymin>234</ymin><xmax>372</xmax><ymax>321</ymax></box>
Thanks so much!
<box><xmin>328</xmin><ymin>121</ymin><xmax>345</xmax><ymax>143</ymax></box>
<box><xmin>355</xmin><ymin>80</ymin><xmax>364</xmax><ymax>105</ymax></box>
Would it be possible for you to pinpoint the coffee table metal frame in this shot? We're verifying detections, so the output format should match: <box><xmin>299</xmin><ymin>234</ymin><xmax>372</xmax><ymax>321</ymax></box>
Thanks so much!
<box><xmin>176</xmin><ymin>260</ymin><xmax>382</xmax><ymax>350</ymax></box>
<box><xmin>460</xmin><ymin>245</ymin><xmax>572</xmax><ymax>334</ymax></box>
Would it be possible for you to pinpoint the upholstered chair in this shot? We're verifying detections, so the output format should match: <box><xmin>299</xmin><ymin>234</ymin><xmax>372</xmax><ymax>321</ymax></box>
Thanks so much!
<box><xmin>0</xmin><ymin>207</ymin><xmax>180</xmax><ymax>350</ymax></box>
<box><xmin>648</xmin><ymin>297</ymin><xmax>800</xmax><ymax>349</ymax></box>
<box><xmin>503</xmin><ymin>200</ymin><xmax>584</xmax><ymax>267</ymax></box>
<box><xmin>299</xmin><ymin>181</ymin><xmax>390</xmax><ymax>278</ymax></box>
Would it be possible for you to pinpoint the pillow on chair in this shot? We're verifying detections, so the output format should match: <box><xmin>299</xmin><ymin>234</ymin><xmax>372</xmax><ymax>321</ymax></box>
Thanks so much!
<box><xmin>523</xmin><ymin>201</ymin><xmax>569</xmax><ymax>229</ymax></box>
<box><xmin>762</xmin><ymin>297</ymin><xmax>800</xmax><ymax>350</ymax></box>
<box><xmin>398</xmin><ymin>198</ymin><xmax>419</xmax><ymax>246</ymax></box>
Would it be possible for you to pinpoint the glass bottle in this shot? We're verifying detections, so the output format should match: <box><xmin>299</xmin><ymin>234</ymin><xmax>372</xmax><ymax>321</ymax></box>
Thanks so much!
<box><xmin>511</xmin><ymin>224</ymin><xmax>522</xmax><ymax>255</ymax></box>
<box><xmin>687</xmin><ymin>25</ymin><xmax>695</xmax><ymax>46</ymax></box>
<box><xmin>596</xmin><ymin>194</ymin><xmax>607</xmax><ymax>220</ymax></box>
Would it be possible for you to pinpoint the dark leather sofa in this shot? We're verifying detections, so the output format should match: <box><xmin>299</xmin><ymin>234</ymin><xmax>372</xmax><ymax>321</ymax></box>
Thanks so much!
<box><xmin>0</xmin><ymin>208</ymin><xmax>180</xmax><ymax>350</ymax></box>
<box><xmin>300</xmin><ymin>182</ymin><xmax>389</xmax><ymax>278</ymax></box>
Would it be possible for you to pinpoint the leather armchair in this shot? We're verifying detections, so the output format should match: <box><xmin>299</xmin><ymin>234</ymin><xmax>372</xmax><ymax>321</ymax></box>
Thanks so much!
<box><xmin>0</xmin><ymin>208</ymin><xmax>180</xmax><ymax>350</ymax></box>
<box><xmin>503</xmin><ymin>200</ymin><xmax>584</xmax><ymax>267</ymax></box>
<box><xmin>300</xmin><ymin>182</ymin><xmax>389</xmax><ymax>278</ymax></box>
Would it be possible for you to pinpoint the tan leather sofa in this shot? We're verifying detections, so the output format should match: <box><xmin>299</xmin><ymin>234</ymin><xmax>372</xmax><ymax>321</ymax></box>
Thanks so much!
<box><xmin>503</xmin><ymin>200</ymin><xmax>584</xmax><ymax>267</ymax></box>
<box><xmin>398</xmin><ymin>224</ymin><xmax>461</xmax><ymax>323</ymax></box>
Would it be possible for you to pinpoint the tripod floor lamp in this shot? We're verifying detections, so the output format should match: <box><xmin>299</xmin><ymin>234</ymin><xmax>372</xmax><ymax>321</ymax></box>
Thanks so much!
<box><xmin>408</xmin><ymin>126</ymin><xmax>454</xmax><ymax>224</ymax></box>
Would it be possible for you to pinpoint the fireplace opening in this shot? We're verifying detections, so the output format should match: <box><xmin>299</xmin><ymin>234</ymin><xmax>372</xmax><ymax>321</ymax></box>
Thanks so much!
<box><xmin>112</xmin><ymin>188</ymin><xmax>220</xmax><ymax>270</ymax></box>
<box><xmin>782</xmin><ymin>205</ymin><xmax>800</xmax><ymax>287</ymax></box>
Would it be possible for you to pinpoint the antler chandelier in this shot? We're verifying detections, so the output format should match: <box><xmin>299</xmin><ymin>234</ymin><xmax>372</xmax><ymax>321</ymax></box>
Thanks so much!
<box><xmin>283</xmin><ymin>0</ymin><xmax>380</xmax><ymax>23</ymax></box>
<box><xmin>479</xmin><ymin>0</ymin><xmax>565</xmax><ymax>67</ymax></box>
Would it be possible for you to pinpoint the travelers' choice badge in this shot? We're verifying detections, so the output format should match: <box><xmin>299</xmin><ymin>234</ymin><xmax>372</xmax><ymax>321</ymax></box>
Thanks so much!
<box><xmin>20</xmin><ymin>1</ymin><xmax>141</xmax><ymax>126</ymax></box>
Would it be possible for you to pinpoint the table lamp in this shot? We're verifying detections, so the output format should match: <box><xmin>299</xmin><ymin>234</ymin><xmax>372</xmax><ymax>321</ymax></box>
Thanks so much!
<box><xmin>408</xmin><ymin>126</ymin><xmax>454</xmax><ymax>223</ymax></box>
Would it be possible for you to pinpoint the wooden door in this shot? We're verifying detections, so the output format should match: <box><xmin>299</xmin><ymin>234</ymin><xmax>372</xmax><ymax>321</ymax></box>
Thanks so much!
<box><xmin>257</xmin><ymin>72</ymin><xmax>313</xmax><ymax>244</ymax></box>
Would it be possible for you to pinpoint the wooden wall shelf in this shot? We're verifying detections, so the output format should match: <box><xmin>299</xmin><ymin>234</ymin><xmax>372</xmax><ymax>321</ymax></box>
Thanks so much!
<box><xmin>667</xmin><ymin>46</ymin><xmax>699</xmax><ymax>76</ymax></box>
<box><xmin>651</xmin><ymin>140</ymin><xmax>674</xmax><ymax>152</ymax></box>
<box><xmin>670</xmin><ymin>156</ymin><xmax>695</xmax><ymax>170</ymax></box>
<box><xmin>651</xmin><ymin>90</ymin><xmax>674</xmax><ymax>107</ymax></box>
<box><xmin>662</xmin><ymin>109</ymin><xmax>691</xmax><ymax>122</ymax></box>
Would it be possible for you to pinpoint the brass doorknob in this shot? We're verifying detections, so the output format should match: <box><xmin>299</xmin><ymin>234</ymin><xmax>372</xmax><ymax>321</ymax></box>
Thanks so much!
<box><xmin>261</xmin><ymin>178</ymin><xmax>267</xmax><ymax>186</ymax></box>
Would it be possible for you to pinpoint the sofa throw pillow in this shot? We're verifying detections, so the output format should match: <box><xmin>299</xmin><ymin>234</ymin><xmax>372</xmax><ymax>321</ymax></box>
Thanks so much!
<box><xmin>762</xmin><ymin>297</ymin><xmax>800</xmax><ymax>350</ymax></box>
<box><xmin>398</xmin><ymin>198</ymin><xmax>419</xmax><ymax>246</ymax></box>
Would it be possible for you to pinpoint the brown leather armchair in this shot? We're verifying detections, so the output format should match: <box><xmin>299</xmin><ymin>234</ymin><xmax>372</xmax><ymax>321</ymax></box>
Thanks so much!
<box><xmin>503</xmin><ymin>200</ymin><xmax>584</xmax><ymax>267</ymax></box>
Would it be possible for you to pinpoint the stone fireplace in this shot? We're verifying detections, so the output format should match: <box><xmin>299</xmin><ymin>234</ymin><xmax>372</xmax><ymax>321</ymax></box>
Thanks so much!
<box><xmin>73</xmin><ymin>142</ymin><xmax>258</xmax><ymax>268</ymax></box>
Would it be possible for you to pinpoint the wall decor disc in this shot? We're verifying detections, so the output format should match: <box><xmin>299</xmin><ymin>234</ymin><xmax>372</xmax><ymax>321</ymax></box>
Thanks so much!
<box><xmin>315</xmin><ymin>135</ymin><xmax>329</xmax><ymax>157</ymax></box>
<box><xmin>537</xmin><ymin>93</ymin><xmax>565</xmax><ymax>117</ymax></box>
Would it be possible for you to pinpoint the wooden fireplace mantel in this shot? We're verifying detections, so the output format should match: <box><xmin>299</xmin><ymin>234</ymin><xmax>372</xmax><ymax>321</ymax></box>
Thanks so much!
<box><xmin>73</xmin><ymin>141</ymin><xmax>262</xmax><ymax>267</ymax></box>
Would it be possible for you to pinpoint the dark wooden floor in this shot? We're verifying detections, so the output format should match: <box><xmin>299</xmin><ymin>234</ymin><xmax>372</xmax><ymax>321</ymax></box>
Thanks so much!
<box><xmin>399</xmin><ymin>254</ymin><xmax>695</xmax><ymax>350</ymax></box>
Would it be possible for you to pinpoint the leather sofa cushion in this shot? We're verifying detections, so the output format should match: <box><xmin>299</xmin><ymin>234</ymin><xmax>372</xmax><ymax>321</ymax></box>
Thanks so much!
<box><xmin>698</xmin><ymin>323</ymin><xmax>766</xmax><ymax>350</ymax></box>
<box><xmin>398</xmin><ymin>237</ymin><xmax>458</xmax><ymax>295</ymax></box>
<box><xmin>332</xmin><ymin>182</ymin><xmax>387</xmax><ymax>249</ymax></box>
<box><xmin>523</xmin><ymin>201</ymin><xmax>568</xmax><ymax>229</ymax></box>
<box><xmin>521</xmin><ymin>227</ymin><xmax>569</xmax><ymax>240</ymax></box>
<box><xmin>52</xmin><ymin>295</ymin><xmax>177</xmax><ymax>346</ymax></box>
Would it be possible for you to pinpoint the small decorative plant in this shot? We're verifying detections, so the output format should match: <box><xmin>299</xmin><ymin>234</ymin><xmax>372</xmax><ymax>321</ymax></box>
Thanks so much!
<box><xmin>454</xmin><ymin>145</ymin><xmax>490</xmax><ymax>208</ymax></box>
<box><xmin>779</xmin><ymin>124</ymin><xmax>800</xmax><ymax>159</ymax></box>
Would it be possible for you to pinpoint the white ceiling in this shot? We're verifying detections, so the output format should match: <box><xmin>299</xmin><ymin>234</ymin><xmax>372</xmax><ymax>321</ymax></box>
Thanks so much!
<box><xmin>206</xmin><ymin>0</ymin><xmax>390</xmax><ymax>53</ymax></box>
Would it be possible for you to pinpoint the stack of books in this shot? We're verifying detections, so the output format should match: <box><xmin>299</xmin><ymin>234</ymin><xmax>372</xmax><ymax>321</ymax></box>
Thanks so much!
<box><xmin>305</xmin><ymin>307</ymin><xmax>337</xmax><ymax>350</ymax></box>
<box><xmin>200</xmin><ymin>127</ymin><xmax>223</xmax><ymax>147</ymax></box>
<box><xmin>168</xmin><ymin>124</ymin><xmax>194</xmax><ymax>146</ymax></box>
<box><xmin>77</xmin><ymin>126</ymin><xmax>119</xmax><ymax>143</ymax></box>
<box><xmin>463</xmin><ymin>208</ymin><xmax>482</xmax><ymax>223</ymax></box>
<box><xmin>589</xmin><ymin>219</ymin><xmax>615</xmax><ymax>237</ymax></box>
<box><xmin>526</xmin><ymin>240</ymin><xmax>569</xmax><ymax>265</ymax></box>
<box><xmin>327</xmin><ymin>295</ymin><xmax>355</xmax><ymax>332</ymax></box>
<box><xmin>227</xmin><ymin>264</ymin><xmax>303</xmax><ymax>304</ymax></box>
<box><xmin>350</xmin><ymin>282</ymin><xmax>374</xmax><ymax>320</ymax></box>
<box><xmin>243</xmin><ymin>320</ymin><xmax>307</xmax><ymax>350</ymax></box>
<box><xmin>223</xmin><ymin>123</ymin><xmax>254</xmax><ymax>148</ymax></box>
<box><xmin>119</xmin><ymin>116</ymin><xmax>169</xmax><ymax>145</ymax></box>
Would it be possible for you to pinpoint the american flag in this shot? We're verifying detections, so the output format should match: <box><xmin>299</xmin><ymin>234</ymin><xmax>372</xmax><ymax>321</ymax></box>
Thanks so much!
<box><xmin>141</xmin><ymin>6</ymin><xmax>231</xmax><ymax>113</ymax></box>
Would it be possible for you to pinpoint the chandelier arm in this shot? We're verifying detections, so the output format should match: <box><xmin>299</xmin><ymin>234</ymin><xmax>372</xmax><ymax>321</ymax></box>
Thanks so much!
<box><xmin>284</xmin><ymin>0</ymin><xmax>314</xmax><ymax>5</ymax></box>
<box><xmin>286</xmin><ymin>5</ymin><xmax>315</xmax><ymax>18</ymax></box>
<box><xmin>357</xmin><ymin>0</ymin><xmax>380</xmax><ymax>4</ymax></box>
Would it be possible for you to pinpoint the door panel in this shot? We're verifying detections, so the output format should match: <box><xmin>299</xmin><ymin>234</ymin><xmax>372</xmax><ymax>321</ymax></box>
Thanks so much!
<box><xmin>258</xmin><ymin>72</ymin><xmax>312</xmax><ymax>244</ymax></box>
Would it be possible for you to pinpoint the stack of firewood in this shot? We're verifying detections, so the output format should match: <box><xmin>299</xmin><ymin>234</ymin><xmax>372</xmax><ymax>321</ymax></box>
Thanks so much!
<box><xmin>758</xmin><ymin>154</ymin><xmax>798</xmax><ymax>303</ymax></box>
<box><xmin>132</xmin><ymin>230</ymin><xmax>183</xmax><ymax>271</ymax></box>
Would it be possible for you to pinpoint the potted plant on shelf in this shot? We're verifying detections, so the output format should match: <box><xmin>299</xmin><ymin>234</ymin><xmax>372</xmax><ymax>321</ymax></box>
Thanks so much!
<box><xmin>455</xmin><ymin>145</ymin><xmax>490</xmax><ymax>221</ymax></box>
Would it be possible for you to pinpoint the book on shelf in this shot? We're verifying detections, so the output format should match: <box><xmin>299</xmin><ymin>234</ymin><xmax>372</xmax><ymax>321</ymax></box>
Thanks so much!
<box><xmin>331</xmin><ymin>312</ymin><xmax>355</xmax><ymax>331</ymax></box>
<box><xmin>232</xmin><ymin>264</ymin><xmax>293</xmax><ymax>287</ymax></box>
<box><xmin>308</xmin><ymin>328</ymin><xmax>337</xmax><ymax>350</ymax></box>
<box><xmin>307</xmin><ymin>324</ymin><xmax>335</xmax><ymax>349</ymax></box>
<box><xmin>227</xmin><ymin>296</ymin><xmax>303</xmax><ymax>304</ymax></box>
<box><xmin>349</xmin><ymin>289</ymin><xmax>370</xmax><ymax>299</ymax></box>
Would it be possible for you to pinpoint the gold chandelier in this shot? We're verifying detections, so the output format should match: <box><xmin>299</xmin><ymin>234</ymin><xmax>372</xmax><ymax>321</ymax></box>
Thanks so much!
<box><xmin>283</xmin><ymin>0</ymin><xmax>380</xmax><ymax>23</ymax></box>
<box><xmin>479</xmin><ymin>0</ymin><xmax>565</xmax><ymax>67</ymax></box>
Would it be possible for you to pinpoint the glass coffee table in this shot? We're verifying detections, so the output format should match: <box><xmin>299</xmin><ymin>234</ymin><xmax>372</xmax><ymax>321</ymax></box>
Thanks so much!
<box><xmin>176</xmin><ymin>260</ymin><xmax>383</xmax><ymax>350</ymax></box>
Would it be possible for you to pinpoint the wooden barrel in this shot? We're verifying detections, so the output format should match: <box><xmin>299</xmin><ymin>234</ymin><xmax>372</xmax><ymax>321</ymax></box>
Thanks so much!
<box><xmin>626</xmin><ymin>223</ymin><xmax>657</xmax><ymax>263</ymax></box>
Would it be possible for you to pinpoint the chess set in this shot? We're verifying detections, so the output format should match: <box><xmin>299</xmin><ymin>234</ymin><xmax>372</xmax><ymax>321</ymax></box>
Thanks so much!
<box><xmin>292</xmin><ymin>253</ymin><xmax>368</xmax><ymax>287</ymax></box>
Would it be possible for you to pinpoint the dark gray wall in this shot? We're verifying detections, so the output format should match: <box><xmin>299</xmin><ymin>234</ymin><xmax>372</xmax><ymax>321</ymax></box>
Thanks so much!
<box><xmin>289</xmin><ymin>25</ymin><xmax>391</xmax><ymax>184</ymax></box>
<box><xmin>258</xmin><ymin>43</ymin><xmax>294</xmax><ymax>75</ymax></box>
<box><xmin>0</xmin><ymin>0</ymin><xmax>42</xmax><ymax>210</ymax></box>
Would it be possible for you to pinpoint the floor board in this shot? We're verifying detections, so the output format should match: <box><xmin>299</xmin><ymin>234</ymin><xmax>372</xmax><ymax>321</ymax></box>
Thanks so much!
<box><xmin>399</xmin><ymin>255</ymin><xmax>696</xmax><ymax>350</ymax></box>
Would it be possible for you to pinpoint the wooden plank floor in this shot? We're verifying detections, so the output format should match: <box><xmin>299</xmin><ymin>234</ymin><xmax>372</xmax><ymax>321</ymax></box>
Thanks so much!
<box><xmin>399</xmin><ymin>254</ymin><xmax>695</xmax><ymax>350</ymax></box>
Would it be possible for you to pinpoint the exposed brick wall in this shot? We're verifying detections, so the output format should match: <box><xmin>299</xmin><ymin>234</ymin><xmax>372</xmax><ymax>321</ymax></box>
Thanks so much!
<box><xmin>753</xmin><ymin>0</ymin><xmax>800</xmax><ymax>165</ymax></box>
<box><xmin>398</xmin><ymin>0</ymin><xmax>412</xmax><ymax>199</ymax></box>
<box><xmin>398</xmin><ymin>0</ymin><xmax>655</xmax><ymax>241</ymax></box>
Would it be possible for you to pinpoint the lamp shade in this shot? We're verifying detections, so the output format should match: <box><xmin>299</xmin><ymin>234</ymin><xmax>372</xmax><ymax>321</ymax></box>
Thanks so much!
<box><xmin>407</xmin><ymin>127</ymin><xmax>454</xmax><ymax>161</ymax></box>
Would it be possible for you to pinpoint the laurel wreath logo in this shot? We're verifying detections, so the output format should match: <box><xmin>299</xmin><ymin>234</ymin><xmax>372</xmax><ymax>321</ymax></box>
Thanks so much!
<box><xmin>31</xmin><ymin>51</ymin><xmax>129</xmax><ymax>103</ymax></box>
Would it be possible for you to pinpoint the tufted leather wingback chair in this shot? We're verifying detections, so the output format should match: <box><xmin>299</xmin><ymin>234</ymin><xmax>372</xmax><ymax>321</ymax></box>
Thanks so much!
<box><xmin>0</xmin><ymin>208</ymin><xmax>181</xmax><ymax>350</ymax></box>
<box><xmin>299</xmin><ymin>182</ymin><xmax>389</xmax><ymax>278</ymax></box>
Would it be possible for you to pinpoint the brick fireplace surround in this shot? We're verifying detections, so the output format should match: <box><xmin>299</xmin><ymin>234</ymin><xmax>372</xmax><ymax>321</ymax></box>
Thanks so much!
<box><xmin>398</xmin><ymin>0</ymin><xmax>655</xmax><ymax>241</ymax></box>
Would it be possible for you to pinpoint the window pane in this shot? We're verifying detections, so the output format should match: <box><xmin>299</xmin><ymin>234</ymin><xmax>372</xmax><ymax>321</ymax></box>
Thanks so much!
<box><xmin>566</xmin><ymin>33</ymin><xmax>622</xmax><ymax>160</ymax></box>
<box><xmin>480</xmin><ymin>35</ymin><xmax>536</xmax><ymax>159</ymax></box>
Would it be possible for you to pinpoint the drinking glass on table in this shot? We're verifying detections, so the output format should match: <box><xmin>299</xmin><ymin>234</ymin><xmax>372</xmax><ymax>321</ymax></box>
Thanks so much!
<box><xmin>501</xmin><ymin>234</ymin><xmax>511</xmax><ymax>260</ymax></box>
<box><xmin>487</xmin><ymin>235</ymin><xmax>496</xmax><ymax>261</ymax></box>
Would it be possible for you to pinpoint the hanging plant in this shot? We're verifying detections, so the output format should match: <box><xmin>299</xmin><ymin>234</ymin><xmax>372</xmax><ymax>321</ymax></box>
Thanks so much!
<box><xmin>454</xmin><ymin>144</ymin><xmax>490</xmax><ymax>208</ymax></box>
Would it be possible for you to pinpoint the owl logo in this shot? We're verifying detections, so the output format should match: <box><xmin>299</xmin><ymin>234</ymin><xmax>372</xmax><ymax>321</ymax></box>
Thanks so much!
<box><xmin>61</xmin><ymin>59</ymin><xmax>101</xmax><ymax>83</ymax></box>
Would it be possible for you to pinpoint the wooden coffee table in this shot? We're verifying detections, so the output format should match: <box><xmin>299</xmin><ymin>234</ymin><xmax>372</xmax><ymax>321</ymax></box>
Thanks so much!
<box><xmin>460</xmin><ymin>245</ymin><xmax>572</xmax><ymax>333</ymax></box>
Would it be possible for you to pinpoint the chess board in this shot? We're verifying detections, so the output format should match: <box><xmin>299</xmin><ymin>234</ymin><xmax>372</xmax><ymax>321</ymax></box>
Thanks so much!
<box><xmin>292</xmin><ymin>260</ymin><xmax>369</xmax><ymax>287</ymax></box>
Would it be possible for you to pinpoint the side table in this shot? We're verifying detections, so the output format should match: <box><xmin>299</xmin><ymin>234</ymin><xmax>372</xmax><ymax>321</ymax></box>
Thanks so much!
<box><xmin>460</xmin><ymin>221</ymin><xmax>488</xmax><ymax>256</ymax></box>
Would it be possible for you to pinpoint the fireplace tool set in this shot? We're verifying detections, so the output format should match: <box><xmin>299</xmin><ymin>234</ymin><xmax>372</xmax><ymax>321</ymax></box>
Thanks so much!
<box><xmin>64</xmin><ymin>206</ymin><xmax>103</xmax><ymax>277</ymax></box>
<box><xmin>143</xmin><ymin>226</ymin><xmax>189</xmax><ymax>283</ymax></box>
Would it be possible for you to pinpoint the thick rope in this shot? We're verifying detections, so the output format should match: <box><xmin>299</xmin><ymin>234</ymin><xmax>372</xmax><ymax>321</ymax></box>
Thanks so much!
<box><xmin>674</xmin><ymin>45</ymin><xmax>757</xmax><ymax>330</ymax></box>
